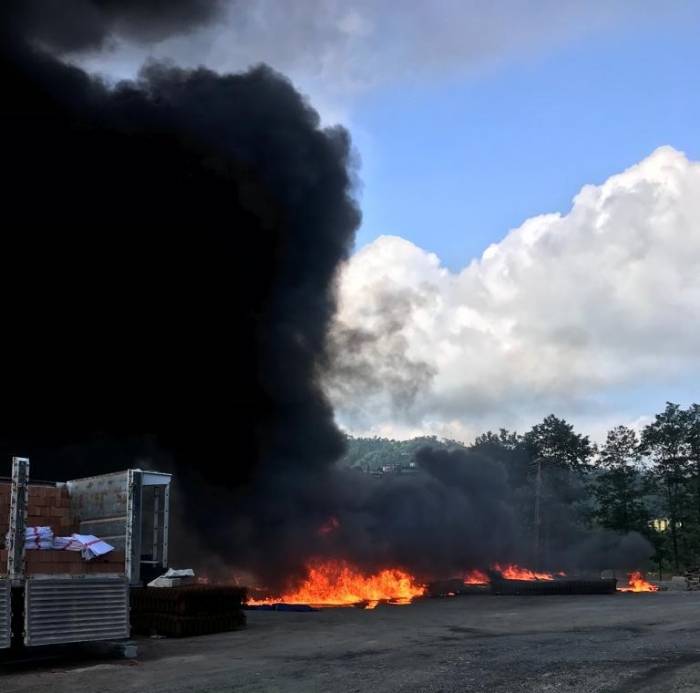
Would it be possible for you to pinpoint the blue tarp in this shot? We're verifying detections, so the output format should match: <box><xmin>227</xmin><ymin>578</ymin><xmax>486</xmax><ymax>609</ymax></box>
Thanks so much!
<box><xmin>244</xmin><ymin>603</ymin><xmax>318</xmax><ymax>612</ymax></box>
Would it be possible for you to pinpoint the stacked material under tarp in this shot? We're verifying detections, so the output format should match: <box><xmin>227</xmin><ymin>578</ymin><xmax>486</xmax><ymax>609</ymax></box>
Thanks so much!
<box><xmin>54</xmin><ymin>534</ymin><xmax>115</xmax><ymax>560</ymax></box>
<box><xmin>685</xmin><ymin>568</ymin><xmax>700</xmax><ymax>590</ymax></box>
<box><xmin>22</xmin><ymin>528</ymin><xmax>115</xmax><ymax>557</ymax></box>
<box><xmin>130</xmin><ymin>585</ymin><xmax>247</xmax><ymax>637</ymax></box>
<box><xmin>25</xmin><ymin>526</ymin><xmax>53</xmax><ymax>550</ymax></box>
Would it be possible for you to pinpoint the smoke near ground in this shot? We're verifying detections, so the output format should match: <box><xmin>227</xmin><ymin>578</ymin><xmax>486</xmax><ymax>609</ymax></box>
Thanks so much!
<box><xmin>303</xmin><ymin>447</ymin><xmax>651</xmax><ymax>583</ymax></box>
<box><xmin>0</xmin><ymin>4</ymin><xmax>651</xmax><ymax>588</ymax></box>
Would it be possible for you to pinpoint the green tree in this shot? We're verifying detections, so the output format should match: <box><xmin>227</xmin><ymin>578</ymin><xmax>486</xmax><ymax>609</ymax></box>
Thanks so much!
<box><xmin>685</xmin><ymin>404</ymin><xmax>700</xmax><ymax>525</ymax></box>
<box><xmin>593</xmin><ymin>426</ymin><xmax>649</xmax><ymax>534</ymax></box>
<box><xmin>523</xmin><ymin>414</ymin><xmax>594</xmax><ymax>474</ymax></box>
<box><xmin>640</xmin><ymin>402</ymin><xmax>691</xmax><ymax>572</ymax></box>
<box><xmin>472</xmin><ymin>429</ymin><xmax>522</xmax><ymax>450</ymax></box>
<box><xmin>340</xmin><ymin>434</ymin><xmax>465</xmax><ymax>472</ymax></box>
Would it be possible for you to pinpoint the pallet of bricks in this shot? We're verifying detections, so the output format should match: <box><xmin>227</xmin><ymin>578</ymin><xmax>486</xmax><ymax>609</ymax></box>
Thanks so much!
<box><xmin>131</xmin><ymin>585</ymin><xmax>247</xmax><ymax>637</ymax></box>
<box><xmin>685</xmin><ymin>568</ymin><xmax>700</xmax><ymax>591</ymax></box>
<box><xmin>0</xmin><ymin>482</ymin><xmax>124</xmax><ymax>575</ymax></box>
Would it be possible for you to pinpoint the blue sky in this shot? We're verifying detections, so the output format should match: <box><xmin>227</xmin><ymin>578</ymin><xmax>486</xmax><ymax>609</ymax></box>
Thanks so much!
<box><xmin>353</xmin><ymin>17</ymin><xmax>700</xmax><ymax>270</ymax></box>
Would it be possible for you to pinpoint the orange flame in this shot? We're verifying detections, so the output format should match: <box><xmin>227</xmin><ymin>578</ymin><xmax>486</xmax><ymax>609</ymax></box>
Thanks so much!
<box><xmin>248</xmin><ymin>560</ymin><xmax>426</xmax><ymax>609</ymax></box>
<box><xmin>464</xmin><ymin>569</ymin><xmax>489</xmax><ymax>585</ymax></box>
<box><xmin>618</xmin><ymin>571</ymin><xmax>658</xmax><ymax>592</ymax></box>
<box><xmin>493</xmin><ymin>563</ymin><xmax>559</xmax><ymax>581</ymax></box>
<box><xmin>462</xmin><ymin>564</ymin><xmax>564</xmax><ymax>585</ymax></box>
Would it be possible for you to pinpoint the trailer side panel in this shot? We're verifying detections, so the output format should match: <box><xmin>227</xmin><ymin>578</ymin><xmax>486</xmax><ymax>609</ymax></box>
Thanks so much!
<box><xmin>0</xmin><ymin>579</ymin><xmax>10</xmax><ymax>649</ymax></box>
<box><xmin>24</xmin><ymin>576</ymin><xmax>129</xmax><ymax>646</ymax></box>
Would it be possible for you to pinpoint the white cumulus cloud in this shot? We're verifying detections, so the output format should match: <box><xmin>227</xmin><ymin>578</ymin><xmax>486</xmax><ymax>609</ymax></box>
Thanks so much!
<box><xmin>328</xmin><ymin>146</ymin><xmax>700</xmax><ymax>442</ymax></box>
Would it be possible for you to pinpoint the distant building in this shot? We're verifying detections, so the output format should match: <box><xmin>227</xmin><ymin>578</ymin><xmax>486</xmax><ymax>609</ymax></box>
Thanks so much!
<box><xmin>650</xmin><ymin>517</ymin><xmax>682</xmax><ymax>532</ymax></box>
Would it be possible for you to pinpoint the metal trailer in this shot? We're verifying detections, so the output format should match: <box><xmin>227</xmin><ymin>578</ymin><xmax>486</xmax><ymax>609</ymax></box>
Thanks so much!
<box><xmin>1</xmin><ymin>457</ymin><xmax>172</xmax><ymax>648</ymax></box>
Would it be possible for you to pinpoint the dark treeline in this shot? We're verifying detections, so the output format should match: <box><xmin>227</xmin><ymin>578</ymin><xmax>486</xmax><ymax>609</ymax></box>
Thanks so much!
<box><xmin>342</xmin><ymin>402</ymin><xmax>700</xmax><ymax>577</ymax></box>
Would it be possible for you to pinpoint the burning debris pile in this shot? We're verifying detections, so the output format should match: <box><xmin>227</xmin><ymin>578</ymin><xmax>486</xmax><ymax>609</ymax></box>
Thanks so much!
<box><xmin>433</xmin><ymin>565</ymin><xmax>658</xmax><ymax>599</ymax></box>
<box><xmin>246</xmin><ymin>562</ymin><xmax>566</xmax><ymax>609</ymax></box>
<box><xmin>248</xmin><ymin>560</ymin><xmax>425</xmax><ymax>609</ymax></box>
<box><xmin>464</xmin><ymin>569</ymin><xmax>490</xmax><ymax>585</ymax></box>
<box><xmin>490</xmin><ymin>574</ymin><xmax>617</xmax><ymax>596</ymax></box>
<box><xmin>244</xmin><ymin>560</ymin><xmax>660</xmax><ymax>608</ymax></box>
<box><xmin>463</xmin><ymin>565</ymin><xmax>563</xmax><ymax>585</ymax></box>
<box><xmin>618</xmin><ymin>571</ymin><xmax>659</xmax><ymax>593</ymax></box>
<box><xmin>492</xmin><ymin>565</ymin><xmax>563</xmax><ymax>581</ymax></box>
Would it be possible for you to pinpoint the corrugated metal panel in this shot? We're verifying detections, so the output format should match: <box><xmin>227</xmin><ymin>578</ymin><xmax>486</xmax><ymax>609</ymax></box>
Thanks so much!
<box><xmin>67</xmin><ymin>471</ymin><xmax>129</xmax><ymax>550</ymax></box>
<box><xmin>0</xmin><ymin>579</ymin><xmax>10</xmax><ymax>649</ymax></box>
<box><xmin>65</xmin><ymin>470</ymin><xmax>139</xmax><ymax>583</ymax></box>
<box><xmin>25</xmin><ymin>576</ymin><xmax>129</xmax><ymax>646</ymax></box>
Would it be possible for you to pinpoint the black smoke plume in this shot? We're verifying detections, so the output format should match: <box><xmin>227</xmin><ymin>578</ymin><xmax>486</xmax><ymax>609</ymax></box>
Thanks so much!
<box><xmin>0</xmin><ymin>4</ymin><xmax>651</xmax><ymax>588</ymax></box>
<box><xmin>294</xmin><ymin>448</ymin><xmax>651</xmax><ymax>584</ymax></box>
<box><xmin>4</xmin><ymin>0</ymin><xmax>224</xmax><ymax>53</ymax></box>
<box><xmin>0</xmin><ymin>2</ymin><xmax>362</xmax><ymax>585</ymax></box>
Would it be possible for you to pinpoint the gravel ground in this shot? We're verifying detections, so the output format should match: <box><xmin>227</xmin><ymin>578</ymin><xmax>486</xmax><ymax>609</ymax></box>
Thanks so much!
<box><xmin>3</xmin><ymin>591</ymin><xmax>700</xmax><ymax>692</ymax></box>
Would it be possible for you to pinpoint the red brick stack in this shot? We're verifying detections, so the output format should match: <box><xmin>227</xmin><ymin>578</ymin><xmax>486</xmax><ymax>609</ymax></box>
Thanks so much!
<box><xmin>25</xmin><ymin>549</ymin><xmax>125</xmax><ymax>575</ymax></box>
<box><xmin>0</xmin><ymin>548</ymin><xmax>124</xmax><ymax>575</ymax></box>
<box><xmin>27</xmin><ymin>485</ymin><xmax>75</xmax><ymax>537</ymax></box>
<box><xmin>0</xmin><ymin>483</ymin><xmax>125</xmax><ymax>576</ymax></box>
<box><xmin>0</xmin><ymin>481</ymin><xmax>10</xmax><ymax>538</ymax></box>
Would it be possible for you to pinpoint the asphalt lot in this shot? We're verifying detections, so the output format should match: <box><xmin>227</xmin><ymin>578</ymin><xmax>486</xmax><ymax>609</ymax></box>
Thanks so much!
<box><xmin>3</xmin><ymin>591</ymin><xmax>700</xmax><ymax>692</ymax></box>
